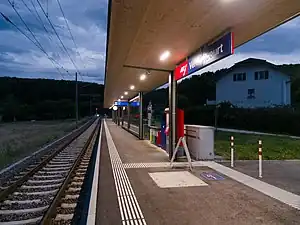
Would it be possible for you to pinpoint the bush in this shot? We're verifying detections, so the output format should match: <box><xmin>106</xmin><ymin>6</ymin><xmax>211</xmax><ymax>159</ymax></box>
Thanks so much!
<box><xmin>185</xmin><ymin>106</ymin><xmax>300</xmax><ymax>136</ymax></box>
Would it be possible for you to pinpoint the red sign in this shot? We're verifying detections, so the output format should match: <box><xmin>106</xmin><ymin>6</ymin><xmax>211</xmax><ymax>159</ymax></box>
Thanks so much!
<box><xmin>174</xmin><ymin>60</ymin><xmax>188</xmax><ymax>81</ymax></box>
<box><xmin>174</xmin><ymin>32</ymin><xmax>234</xmax><ymax>81</ymax></box>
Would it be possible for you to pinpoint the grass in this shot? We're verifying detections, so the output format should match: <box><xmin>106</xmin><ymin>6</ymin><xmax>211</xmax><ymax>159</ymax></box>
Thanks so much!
<box><xmin>215</xmin><ymin>131</ymin><xmax>300</xmax><ymax>160</ymax></box>
<box><xmin>0</xmin><ymin>118</ymin><xmax>89</xmax><ymax>170</ymax></box>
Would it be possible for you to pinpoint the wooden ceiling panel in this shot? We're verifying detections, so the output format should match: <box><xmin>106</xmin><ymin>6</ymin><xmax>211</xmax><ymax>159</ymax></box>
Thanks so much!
<box><xmin>104</xmin><ymin>0</ymin><xmax>151</xmax><ymax>104</ymax></box>
<box><xmin>104</xmin><ymin>0</ymin><xmax>300</xmax><ymax>107</ymax></box>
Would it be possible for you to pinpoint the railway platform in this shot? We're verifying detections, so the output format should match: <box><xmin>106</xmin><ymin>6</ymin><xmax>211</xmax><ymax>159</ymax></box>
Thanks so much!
<box><xmin>87</xmin><ymin>119</ymin><xmax>300</xmax><ymax>225</ymax></box>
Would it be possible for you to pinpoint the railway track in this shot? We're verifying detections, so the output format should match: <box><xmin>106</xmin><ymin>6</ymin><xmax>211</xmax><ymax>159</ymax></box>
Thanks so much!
<box><xmin>0</xmin><ymin>119</ymin><xmax>100</xmax><ymax>225</ymax></box>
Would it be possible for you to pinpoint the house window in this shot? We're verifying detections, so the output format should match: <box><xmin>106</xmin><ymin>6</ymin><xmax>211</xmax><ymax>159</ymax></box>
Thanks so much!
<box><xmin>255</xmin><ymin>71</ymin><xmax>269</xmax><ymax>80</ymax></box>
<box><xmin>247</xmin><ymin>88</ymin><xmax>255</xmax><ymax>99</ymax></box>
<box><xmin>233</xmin><ymin>73</ymin><xmax>246</xmax><ymax>81</ymax></box>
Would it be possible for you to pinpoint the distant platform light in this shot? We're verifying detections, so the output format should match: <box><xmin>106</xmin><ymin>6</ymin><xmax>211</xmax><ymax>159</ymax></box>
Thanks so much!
<box><xmin>130</xmin><ymin>85</ymin><xmax>135</xmax><ymax>90</ymax></box>
<box><xmin>124</xmin><ymin>91</ymin><xmax>128</xmax><ymax>95</ymax></box>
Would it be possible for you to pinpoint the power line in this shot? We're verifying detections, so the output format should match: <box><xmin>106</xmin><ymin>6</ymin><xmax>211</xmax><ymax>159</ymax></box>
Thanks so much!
<box><xmin>28</xmin><ymin>0</ymin><xmax>66</xmax><ymax>58</ymax></box>
<box><xmin>0</xmin><ymin>11</ymin><xmax>66</xmax><ymax>79</ymax></box>
<box><xmin>8</xmin><ymin>0</ymin><xmax>43</xmax><ymax>50</ymax></box>
<box><xmin>7</xmin><ymin>0</ymin><xmax>69</xmax><ymax>76</ymax></box>
<box><xmin>18</xmin><ymin>0</ymin><xmax>65</xmax><ymax>61</ymax></box>
<box><xmin>56</xmin><ymin>0</ymin><xmax>87</xmax><ymax>72</ymax></box>
<box><xmin>36</xmin><ymin>0</ymin><xmax>82</xmax><ymax>80</ymax></box>
<box><xmin>21</xmin><ymin>0</ymin><xmax>44</xmax><ymax>32</ymax></box>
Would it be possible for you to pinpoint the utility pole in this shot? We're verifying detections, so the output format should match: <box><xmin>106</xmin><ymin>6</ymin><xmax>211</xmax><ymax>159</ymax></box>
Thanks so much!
<box><xmin>89</xmin><ymin>97</ymin><xmax>92</xmax><ymax>116</ymax></box>
<box><xmin>75</xmin><ymin>72</ymin><xmax>78</xmax><ymax>128</ymax></box>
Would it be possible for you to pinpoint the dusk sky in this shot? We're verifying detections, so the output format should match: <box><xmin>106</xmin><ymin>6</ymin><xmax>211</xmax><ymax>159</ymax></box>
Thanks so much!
<box><xmin>0</xmin><ymin>0</ymin><xmax>299</xmax><ymax>84</ymax></box>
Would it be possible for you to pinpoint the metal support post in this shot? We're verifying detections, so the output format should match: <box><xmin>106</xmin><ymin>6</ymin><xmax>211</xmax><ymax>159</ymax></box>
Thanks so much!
<box><xmin>117</xmin><ymin>108</ymin><xmax>121</xmax><ymax>126</ymax></box>
<box><xmin>127</xmin><ymin>102</ymin><xmax>131</xmax><ymax>130</ymax></box>
<box><xmin>168</xmin><ymin>71</ymin><xmax>176</xmax><ymax>160</ymax></box>
<box><xmin>121</xmin><ymin>107</ymin><xmax>124</xmax><ymax>126</ymax></box>
<box><xmin>89</xmin><ymin>97</ymin><xmax>92</xmax><ymax>116</ymax></box>
<box><xmin>139</xmin><ymin>92</ymin><xmax>144</xmax><ymax>140</ymax></box>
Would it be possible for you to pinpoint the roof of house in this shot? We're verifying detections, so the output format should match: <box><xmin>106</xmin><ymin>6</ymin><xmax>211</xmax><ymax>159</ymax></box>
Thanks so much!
<box><xmin>215</xmin><ymin>58</ymin><xmax>290</xmax><ymax>81</ymax></box>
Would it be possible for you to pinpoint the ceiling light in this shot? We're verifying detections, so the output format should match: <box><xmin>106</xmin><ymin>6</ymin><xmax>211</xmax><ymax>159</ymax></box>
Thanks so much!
<box><xmin>130</xmin><ymin>85</ymin><xmax>135</xmax><ymax>90</ymax></box>
<box><xmin>140</xmin><ymin>74</ymin><xmax>146</xmax><ymax>81</ymax></box>
<box><xmin>159</xmin><ymin>50</ymin><xmax>170</xmax><ymax>61</ymax></box>
<box><xmin>117</xmin><ymin>98</ymin><xmax>120</xmax><ymax>101</ymax></box>
<box><xmin>121</xmin><ymin>96</ymin><xmax>124</xmax><ymax>99</ymax></box>
<box><xmin>124</xmin><ymin>91</ymin><xmax>128</xmax><ymax>95</ymax></box>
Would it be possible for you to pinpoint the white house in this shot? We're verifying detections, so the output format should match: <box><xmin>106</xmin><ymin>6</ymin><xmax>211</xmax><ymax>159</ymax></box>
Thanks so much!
<box><xmin>216</xmin><ymin>58</ymin><xmax>291</xmax><ymax>108</ymax></box>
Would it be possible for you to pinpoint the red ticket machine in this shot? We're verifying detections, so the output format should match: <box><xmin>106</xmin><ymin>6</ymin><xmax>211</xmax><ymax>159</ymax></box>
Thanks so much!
<box><xmin>177</xmin><ymin>108</ymin><xmax>185</xmax><ymax>141</ymax></box>
<box><xmin>164</xmin><ymin>108</ymin><xmax>185</xmax><ymax>156</ymax></box>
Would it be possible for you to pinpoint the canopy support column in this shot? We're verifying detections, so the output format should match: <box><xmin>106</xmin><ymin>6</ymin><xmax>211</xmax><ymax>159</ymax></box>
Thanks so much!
<box><xmin>139</xmin><ymin>92</ymin><xmax>144</xmax><ymax>140</ymax></box>
<box><xmin>168</xmin><ymin>71</ymin><xmax>177</xmax><ymax>161</ymax></box>
<box><xmin>127</xmin><ymin>102</ymin><xmax>131</xmax><ymax>130</ymax></box>
<box><xmin>117</xmin><ymin>107</ymin><xmax>121</xmax><ymax>126</ymax></box>
<box><xmin>121</xmin><ymin>107</ymin><xmax>124</xmax><ymax>126</ymax></box>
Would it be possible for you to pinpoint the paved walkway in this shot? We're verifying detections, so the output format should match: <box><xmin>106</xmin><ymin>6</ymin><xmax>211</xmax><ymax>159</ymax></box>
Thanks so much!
<box><xmin>90</xmin><ymin>119</ymin><xmax>300</xmax><ymax>225</ymax></box>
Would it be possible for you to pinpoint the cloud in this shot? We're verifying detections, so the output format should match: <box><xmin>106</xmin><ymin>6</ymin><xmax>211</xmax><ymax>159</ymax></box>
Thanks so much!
<box><xmin>238</xmin><ymin>16</ymin><xmax>300</xmax><ymax>54</ymax></box>
<box><xmin>0</xmin><ymin>0</ymin><xmax>107</xmax><ymax>82</ymax></box>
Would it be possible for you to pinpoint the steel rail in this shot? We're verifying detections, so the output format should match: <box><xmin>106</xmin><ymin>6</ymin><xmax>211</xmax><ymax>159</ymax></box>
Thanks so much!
<box><xmin>40</xmin><ymin>120</ymin><xmax>100</xmax><ymax>224</ymax></box>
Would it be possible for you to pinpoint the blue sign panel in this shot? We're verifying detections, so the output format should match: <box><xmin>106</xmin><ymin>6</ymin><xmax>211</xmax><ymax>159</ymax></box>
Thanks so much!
<box><xmin>200</xmin><ymin>172</ymin><xmax>225</xmax><ymax>181</ymax></box>
<box><xmin>114</xmin><ymin>101</ymin><xmax>140</xmax><ymax>107</ymax></box>
<box><xmin>188</xmin><ymin>32</ymin><xmax>233</xmax><ymax>75</ymax></box>
<box><xmin>114</xmin><ymin>101</ymin><xmax>128</xmax><ymax>106</ymax></box>
<box><xmin>130</xmin><ymin>101</ymin><xmax>140</xmax><ymax>107</ymax></box>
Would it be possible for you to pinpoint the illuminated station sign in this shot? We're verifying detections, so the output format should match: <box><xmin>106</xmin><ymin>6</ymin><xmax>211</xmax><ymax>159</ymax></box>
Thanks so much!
<box><xmin>114</xmin><ymin>101</ymin><xmax>140</xmax><ymax>107</ymax></box>
<box><xmin>174</xmin><ymin>32</ymin><xmax>234</xmax><ymax>81</ymax></box>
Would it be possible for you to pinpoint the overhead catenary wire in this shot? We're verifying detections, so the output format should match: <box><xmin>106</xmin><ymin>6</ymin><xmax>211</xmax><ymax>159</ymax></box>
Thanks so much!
<box><xmin>8</xmin><ymin>0</ymin><xmax>43</xmax><ymax>50</ymax></box>
<box><xmin>21</xmin><ymin>0</ymin><xmax>47</xmax><ymax>35</ymax></box>
<box><xmin>21</xmin><ymin>0</ymin><xmax>66</xmax><ymax>62</ymax></box>
<box><xmin>0</xmin><ymin>11</ymin><xmax>66</xmax><ymax>79</ymax></box>
<box><xmin>56</xmin><ymin>0</ymin><xmax>87</xmax><ymax>72</ymax></box>
<box><xmin>36</xmin><ymin>0</ymin><xmax>83</xmax><ymax>81</ymax></box>
<box><xmin>6</xmin><ymin>0</ymin><xmax>70</xmax><ymax>77</ymax></box>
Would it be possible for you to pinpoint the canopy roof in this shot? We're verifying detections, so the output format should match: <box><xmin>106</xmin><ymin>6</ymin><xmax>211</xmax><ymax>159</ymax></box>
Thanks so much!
<box><xmin>104</xmin><ymin>0</ymin><xmax>300</xmax><ymax>107</ymax></box>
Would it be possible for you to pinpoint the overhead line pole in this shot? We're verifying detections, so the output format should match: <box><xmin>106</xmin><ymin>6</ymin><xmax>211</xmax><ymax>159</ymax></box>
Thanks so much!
<box><xmin>75</xmin><ymin>72</ymin><xmax>78</xmax><ymax>128</ymax></box>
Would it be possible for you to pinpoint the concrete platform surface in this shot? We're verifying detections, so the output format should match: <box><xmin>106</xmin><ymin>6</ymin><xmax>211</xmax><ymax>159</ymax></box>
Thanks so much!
<box><xmin>93</xmin><ymin>120</ymin><xmax>300</xmax><ymax>225</ymax></box>
<box><xmin>108</xmin><ymin>122</ymin><xmax>169</xmax><ymax>163</ymax></box>
<box><xmin>220</xmin><ymin>161</ymin><xmax>300</xmax><ymax>195</ymax></box>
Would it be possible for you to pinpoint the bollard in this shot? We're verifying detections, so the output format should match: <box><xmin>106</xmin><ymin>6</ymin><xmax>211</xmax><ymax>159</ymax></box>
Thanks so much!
<box><xmin>258</xmin><ymin>139</ymin><xmax>262</xmax><ymax>178</ymax></box>
<box><xmin>230</xmin><ymin>136</ymin><xmax>234</xmax><ymax>167</ymax></box>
